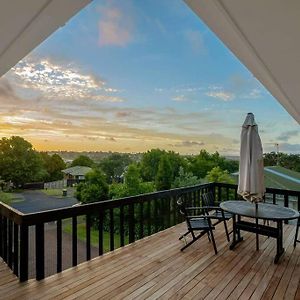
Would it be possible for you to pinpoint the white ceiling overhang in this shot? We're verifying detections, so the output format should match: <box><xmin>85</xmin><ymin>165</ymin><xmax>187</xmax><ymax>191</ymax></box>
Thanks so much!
<box><xmin>185</xmin><ymin>0</ymin><xmax>300</xmax><ymax>124</ymax></box>
<box><xmin>0</xmin><ymin>0</ymin><xmax>91</xmax><ymax>77</ymax></box>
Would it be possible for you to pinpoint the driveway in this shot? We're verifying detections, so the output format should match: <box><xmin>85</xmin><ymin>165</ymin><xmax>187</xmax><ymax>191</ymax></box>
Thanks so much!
<box><xmin>10</xmin><ymin>190</ymin><xmax>78</xmax><ymax>214</ymax></box>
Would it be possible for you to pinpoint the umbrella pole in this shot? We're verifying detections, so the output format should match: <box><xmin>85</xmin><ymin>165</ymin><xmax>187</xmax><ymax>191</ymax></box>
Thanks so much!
<box><xmin>255</xmin><ymin>202</ymin><xmax>259</xmax><ymax>251</ymax></box>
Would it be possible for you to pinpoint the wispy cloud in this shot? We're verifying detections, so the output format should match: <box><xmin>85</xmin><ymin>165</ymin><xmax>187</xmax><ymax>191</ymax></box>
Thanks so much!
<box><xmin>184</xmin><ymin>30</ymin><xmax>206</xmax><ymax>54</ymax></box>
<box><xmin>277</xmin><ymin>130</ymin><xmax>299</xmax><ymax>142</ymax></box>
<box><xmin>205</xmin><ymin>90</ymin><xmax>235</xmax><ymax>101</ymax></box>
<box><xmin>176</xmin><ymin>140</ymin><xmax>205</xmax><ymax>147</ymax></box>
<box><xmin>172</xmin><ymin>95</ymin><xmax>188</xmax><ymax>102</ymax></box>
<box><xmin>98</xmin><ymin>3</ymin><xmax>134</xmax><ymax>47</ymax></box>
<box><xmin>8</xmin><ymin>57</ymin><xmax>123</xmax><ymax>103</ymax></box>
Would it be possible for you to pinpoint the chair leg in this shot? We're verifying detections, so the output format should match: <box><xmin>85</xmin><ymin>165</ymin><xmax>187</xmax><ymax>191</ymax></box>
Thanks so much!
<box><xmin>207</xmin><ymin>231</ymin><xmax>211</xmax><ymax>242</ymax></box>
<box><xmin>209</xmin><ymin>229</ymin><xmax>218</xmax><ymax>255</ymax></box>
<box><xmin>294</xmin><ymin>219</ymin><xmax>299</xmax><ymax>247</ymax></box>
<box><xmin>179</xmin><ymin>231</ymin><xmax>190</xmax><ymax>240</ymax></box>
<box><xmin>223</xmin><ymin>219</ymin><xmax>230</xmax><ymax>242</ymax></box>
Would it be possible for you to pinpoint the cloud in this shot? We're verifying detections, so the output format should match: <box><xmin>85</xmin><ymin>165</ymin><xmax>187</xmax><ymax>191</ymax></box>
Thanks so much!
<box><xmin>277</xmin><ymin>130</ymin><xmax>299</xmax><ymax>142</ymax></box>
<box><xmin>205</xmin><ymin>91</ymin><xmax>235</xmax><ymax>101</ymax></box>
<box><xmin>98</xmin><ymin>5</ymin><xmax>134</xmax><ymax>47</ymax></box>
<box><xmin>8</xmin><ymin>57</ymin><xmax>123</xmax><ymax>103</ymax></box>
<box><xmin>172</xmin><ymin>95</ymin><xmax>187</xmax><ymax>102</ymax></box>
<box><xmin>184</xmin><ymin>30</ymin><xmax>206</xmax><ymax>54</ymax></box>
<box><xmin>115</xmin><ymin>111</ymin><xmax>132</xmax><ymax>118</ymax></box>
<box><xmin>177</xmin><ymin>140</ymin><xmax>205</xmax><ymax>147</ymax></box>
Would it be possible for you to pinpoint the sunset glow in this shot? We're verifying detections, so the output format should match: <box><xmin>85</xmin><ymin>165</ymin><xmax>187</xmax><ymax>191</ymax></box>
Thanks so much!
<box><xmin>0</xmin><ymin>0</ymin><xmax>299</xmax><ymax>155</ymax></box>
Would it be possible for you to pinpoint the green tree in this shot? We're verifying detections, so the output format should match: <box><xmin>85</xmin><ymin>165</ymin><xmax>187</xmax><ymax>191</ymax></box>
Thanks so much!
<box><xmin>76</xmin><ymin>169</ymin><xmax>108</xmax><ymax>204</ymax></box>
<box><xmin>109</xmin><ymin>164</ymin><xmax>155</xmax><ymax>199</ymax></box>
<box><xmin>189</xmin><ymin>150</ymin><xmax>216</xmax><ymax>178</ymax></box>
<box><xmin>172</xmin><ymin>167</ymin><xmax>201</xmax><ymax>188</ymax></box>
<box><xmin>205</xmin><ymin>166</ymin><xmax>234</xmax><ymax>184</ymax></box>
<box><xmin>40</xmin><ymin>153</ymin><xmax>66</xmax><ymax>181</ymax></box>
<box><xmin>99</xmin><ymin>153</ymin><xmax>132</xmax><ymax>183</ymax></box>
<box><xmin>0</xmin><ymin>136</ymin><xmax>45</xmax><ymax>187</ymax></box>
<box><xmin>263</xmin><ymin>152</ymin><xmax>278</xmax><ymax>166</ymax></box>
<box><xmin>71</xmin><ymin>155</ymin><xmax>94</xmax><ymax>168</ymax></box>
<box><xmin>140</xmin><ymin>149</ymin><xmax>165</xmax><ymax>181</ymax></box>
<box><xmin>155</xmin><ymin>155</ymin><xmax>172</xmax><ymax>191</ymax></box>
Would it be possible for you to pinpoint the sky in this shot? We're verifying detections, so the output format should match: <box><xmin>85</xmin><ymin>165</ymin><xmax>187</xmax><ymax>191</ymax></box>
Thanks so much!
<box><xmin>0</xmin><ymin>0</ymin><xmax>299</xmax><ymax>155</ymax></box>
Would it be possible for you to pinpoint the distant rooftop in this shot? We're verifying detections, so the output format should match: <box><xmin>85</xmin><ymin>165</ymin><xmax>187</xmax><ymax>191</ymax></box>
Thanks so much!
<box><xmin>62</xmin><ymin>166</ymin><xmax>92</xmax><ymax>176</ymax></box>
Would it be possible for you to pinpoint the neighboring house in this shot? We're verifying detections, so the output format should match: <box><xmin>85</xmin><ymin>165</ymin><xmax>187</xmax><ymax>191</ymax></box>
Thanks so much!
<box><xmin>61</xmin><ymin>166</ymin><xmax>92</xmax><ymax>186</ymax></box>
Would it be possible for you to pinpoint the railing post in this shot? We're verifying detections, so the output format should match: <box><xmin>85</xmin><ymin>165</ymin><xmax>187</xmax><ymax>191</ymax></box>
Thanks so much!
<box><xmin>109</xmin><ymin>209</ymin><xmax>114</xmax><ymax>251</ymax></box>
<box><xmin>128</xmin><ymin>204</ymin><xmax>135</xmax><ymax>243</ymax></box>
<box><xmin>56</xmin><ymin>219</ymin><xmax>62</xmax><ymax>273</ymax></box>
<box><xmin>86</xmin><ymin>214</ymin><xmax>91</xmax><ymax>261</ymax></box>
<box><xmin>0</xmin><ymin>215</ymin><xmax>2</xmax><ymax>257</ymax></box>
<box><xmin>13</xmin><ymin>224</ymin><xmax>19</xmax><ymax>276</ymax></box>
<box><xmin>139</xmin><ymin>202</ymin><xmax>144</xmax><ymax>239</ymax></box>
<box><xmin>98</xmin><ymin>210</ymin><xmax>103</xmax><ymax>255</ymax></box>
<box><xmin>3</xmin><ymin>217</ymin><xmax>7</xmax><ymax>263</ymax></box>
<box><xmin>72</xmin><ymin>216</ymin><xmax>77</xmax><ymax>267</ymax></box>
<box><xmin>120</xmin><ymin>206</ymin><xmax>124</xmax><ymax>247</ymax></box>
<box><xmin>284</xmin><ymin>193</ymin><xmax>289</xmax><ymax>224</ymax></box>
<box><xmin>35</xmin><ymin>223</ymin><xmax>45</xmax><ymax>280</ymax></box>
<box><xmin>8</xmin><ymin>220</ymin><xmax>13</xmax><ymax>268</ymax></box>
<box><xmin>19</xmin><ymin>224</ymin><xmax>28</xmax><ymax>282</ymax></box>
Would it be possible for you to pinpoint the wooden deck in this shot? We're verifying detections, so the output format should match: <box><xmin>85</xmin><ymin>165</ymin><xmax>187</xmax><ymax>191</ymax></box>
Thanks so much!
<box><xmin>0</xmin><ymin>221</ymin><xmax>299</xmax><ymax>299</ymax></box>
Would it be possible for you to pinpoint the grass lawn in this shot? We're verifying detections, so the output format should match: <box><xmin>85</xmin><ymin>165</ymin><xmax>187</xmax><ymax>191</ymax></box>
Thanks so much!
<box><xmin>0</xmin><ymin>191</ymin><xmax>24</xmax><ymax>205</ymax></box>
<box><xmin>41</xmin><ymin>188</ymin><xmax>75</xmax><ymax>198</ymax></box>
<box><xmin>63</xmin><ymin>219</ymin><xmax>129</xmax><ymax>252</ymax></box>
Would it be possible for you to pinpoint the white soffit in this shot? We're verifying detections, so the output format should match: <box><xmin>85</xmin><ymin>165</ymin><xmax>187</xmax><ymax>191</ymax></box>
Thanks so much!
<box><xmin>185</xmin><ymin>0</ymin><xmax>300</xmax><ymax>124</ymax></box>
<box><xmin>0</xmin><ymin>0</ymin><xmax>91</xmax><ymax>77</ymax></box>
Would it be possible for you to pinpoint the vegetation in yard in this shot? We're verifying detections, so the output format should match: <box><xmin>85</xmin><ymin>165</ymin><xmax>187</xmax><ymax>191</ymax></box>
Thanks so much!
<box><xmin>0</xmin><ymin>191</ymin><xmax>23</xmax><ymax>205</ymax></box>
<box><xmin>41</xmin><ymin>188</ymin><xmax>75</xmax><ymax>198</ymax></box>
<box><xmin>63</xmin><ymin>220</ymin><xmax>129</xmax><ymax>251</ymax></box>
<box><xmin>0</xmin><ymin>191</ymin><xmax>14</xmax><ymax>205</ymax></box>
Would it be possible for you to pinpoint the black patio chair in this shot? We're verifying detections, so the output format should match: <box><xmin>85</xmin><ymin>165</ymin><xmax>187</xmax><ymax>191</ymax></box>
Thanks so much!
<box><xmin>177</xmin><ymin>197</ymin><xmax>218</xmax><ymax>254</ymax></box>
<box><xmin>201</xmin><ymin>191</ymin><xmax>233</xmax><ymax>242</ymax></box>
<box><xmin>294</xmin><ymin>214</ymin><xmax>300</xmax><ymax>247</ymax></box>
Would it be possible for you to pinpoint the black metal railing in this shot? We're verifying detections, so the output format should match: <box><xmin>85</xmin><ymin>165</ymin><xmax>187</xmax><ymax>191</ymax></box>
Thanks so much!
<box><xmin>0</xmin><ymin>182</ymin><xmax>299</xmax><ymax>282</ymax></box>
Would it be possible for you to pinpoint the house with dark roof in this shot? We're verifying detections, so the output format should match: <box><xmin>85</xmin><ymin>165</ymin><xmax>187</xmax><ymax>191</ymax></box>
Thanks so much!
<box><xmin>61</xmin><ymin>166</ymin><xmax>92</xmax><ymax>186</ymax></box>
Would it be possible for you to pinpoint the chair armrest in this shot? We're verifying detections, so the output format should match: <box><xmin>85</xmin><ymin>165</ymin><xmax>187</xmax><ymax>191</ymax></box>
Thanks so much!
<box><xmin>187</xmin><ymin>215</ymin><xmax>215</xmax><ymax>220</ymax></box>
<box><xmin>202</xmin><ymin>206</ymin><xmax>223</xmax><ymax>211</ymax></box>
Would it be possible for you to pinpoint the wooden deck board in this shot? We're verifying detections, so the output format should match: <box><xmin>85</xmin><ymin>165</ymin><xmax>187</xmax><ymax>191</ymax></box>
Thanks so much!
<box><xmin>0</xmin><ymin>221</ymin><xmax>299</xmax><ymax>299</ymax></box>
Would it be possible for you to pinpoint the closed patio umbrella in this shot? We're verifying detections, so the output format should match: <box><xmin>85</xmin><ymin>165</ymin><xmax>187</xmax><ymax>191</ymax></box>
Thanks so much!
<box><xmin>238</xmin><ymin>113</ymin><xmax>265</xmax><ymax>203</ymax></box>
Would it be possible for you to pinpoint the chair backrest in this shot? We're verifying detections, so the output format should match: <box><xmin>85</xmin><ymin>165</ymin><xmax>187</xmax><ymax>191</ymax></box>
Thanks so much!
<box><xmin>201</xmin><ymin>191</ymin><xmax>215</xmax><ymax>207</ymax></box>
<box><xmin>177</xmin><ymin>197</ymin><xmax>187</xmax><ymax>217</ymax></box>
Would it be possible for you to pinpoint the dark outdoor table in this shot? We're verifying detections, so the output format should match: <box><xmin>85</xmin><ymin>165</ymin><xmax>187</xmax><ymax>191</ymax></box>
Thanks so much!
<box><xmin>220</xmin><ymin>200</ymin><xmax>299</xmax><ymax>263</ymax></box>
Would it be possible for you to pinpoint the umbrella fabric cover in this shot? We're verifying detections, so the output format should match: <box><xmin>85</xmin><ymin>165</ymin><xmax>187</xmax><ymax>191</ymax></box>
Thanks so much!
<box><xmin>238</xmin><ymin>113</ymin><xmax>265</xmax><ymax>203</ymax></box>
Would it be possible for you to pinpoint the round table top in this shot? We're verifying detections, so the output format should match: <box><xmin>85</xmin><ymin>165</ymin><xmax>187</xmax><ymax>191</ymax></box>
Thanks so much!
<box><xmin>220</xmin><ymin>200</ymin><xmax>300</xmax><ymax>221</ymax></box>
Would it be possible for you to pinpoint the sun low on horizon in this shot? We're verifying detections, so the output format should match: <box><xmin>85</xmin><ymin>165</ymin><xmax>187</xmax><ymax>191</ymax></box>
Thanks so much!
<box><xmin>0</xmin><ymin>0</ymin><xmax>299</xmax><ymax>155</ymax></box>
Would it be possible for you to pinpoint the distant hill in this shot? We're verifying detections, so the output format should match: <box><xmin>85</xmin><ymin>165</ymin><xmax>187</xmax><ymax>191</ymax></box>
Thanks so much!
<box><xmin>46</xmin><ymin>151</ymin><xmax>142</xmax><ymax>163</ymax></box>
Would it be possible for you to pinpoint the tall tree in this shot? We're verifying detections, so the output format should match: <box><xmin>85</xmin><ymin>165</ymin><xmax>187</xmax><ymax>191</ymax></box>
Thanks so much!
<box><xmin>71</xmin><ymin>155</ymin><xmax>94</xmax><ymax>168</ymax></box>
<box><xmin>0</xmin><ymin>136</ymin><xmax>44</xmax><ymax>187</ymax></box>
<box><xmin>155</xmin><ymin>155</ymin><xmax>172</xmax><ymax>191</ymax></box>
<box><xmin>205</xmin><ymin>166</ymin><xmax>234</xmax><ymax>184</ymax></box>
<box><xmin>40</xmin><ymin>153</ymin><xmax>66</xmax><ymax>181</ymax></box>
<box><xmin>76</xmin><ymin>169</ymin><xmax>108</xmax><ymax>204</ymax></box>
<box><xmin>99</xmin><ymin>153</ymin><xmax>132</xmax><ymax>183</ymax></box>
<box><xmin>140</xmin><ymin>149</ymin><xmax>165</xmax><ymax>181</ymax></box>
